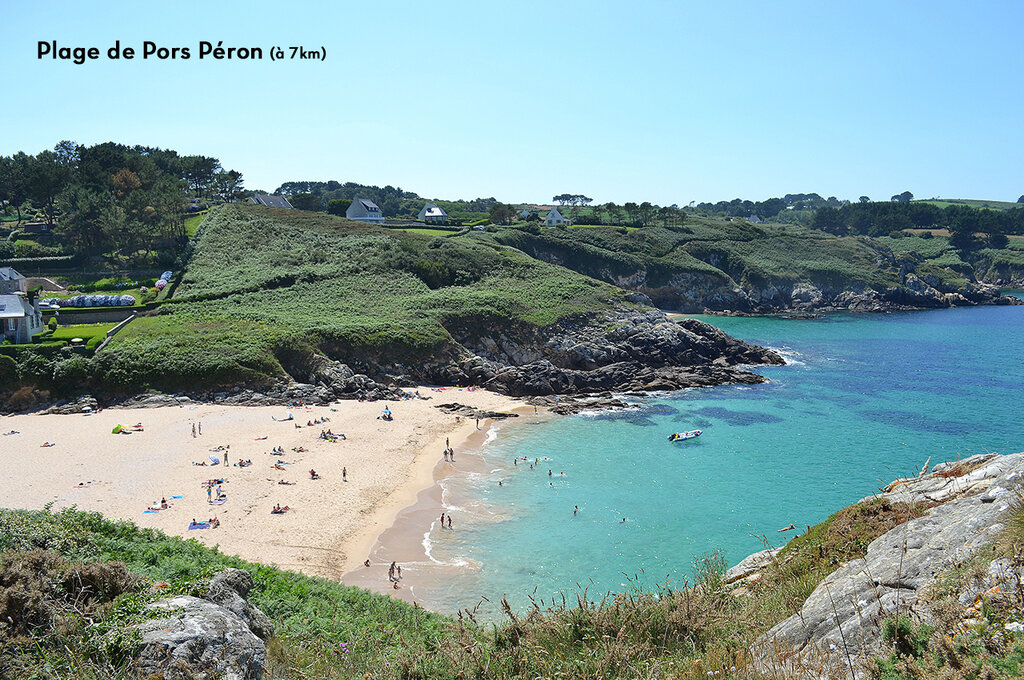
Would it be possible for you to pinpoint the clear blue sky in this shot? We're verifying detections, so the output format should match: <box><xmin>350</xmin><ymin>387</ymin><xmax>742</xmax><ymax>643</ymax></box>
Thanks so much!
<box><xmin>2</xmin><ymin>0</ymin><xmax>1022</xmax><ymax>205</ymax></box>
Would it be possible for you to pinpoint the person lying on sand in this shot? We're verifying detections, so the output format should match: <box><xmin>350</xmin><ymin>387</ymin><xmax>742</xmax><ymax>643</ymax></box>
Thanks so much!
<box><xmin>271</xmin><ymin>504</ymin><xmax>290</xmax><ymax>514</ymax></box>
<box><xmin>273</xmin><ymin>463</ymin><xmax>286</xmax><ymax>471</ymax></box>
<box><xmin>41</xmin><ymin>442</ymin><xmax>55</xmax><ymax>447</ymax></box>
<box><xmin>292</xmin><ymin>446</ymin><xmax>307</xmax><ymax>452</ymax></box>
<box><xmin>278</xmin><ymin>479</ymin><xmax>295</xmax><ymax>485</ymax></box>
<box><xmin>4</xmin><ymin>430</ymin><xmax>20</xmax><ymax>435</ymax></box>
<box><xmin>192</xmin><ymin>461</ymin><xmax>207</xmax><ymax>466</ymax></box>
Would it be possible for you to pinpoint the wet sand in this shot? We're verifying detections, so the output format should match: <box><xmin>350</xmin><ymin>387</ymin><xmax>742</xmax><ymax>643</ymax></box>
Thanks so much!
<box><xmin>342</xmin><ymin>405</ymin><xmax>547</xmax><ymax>609</ymax></box>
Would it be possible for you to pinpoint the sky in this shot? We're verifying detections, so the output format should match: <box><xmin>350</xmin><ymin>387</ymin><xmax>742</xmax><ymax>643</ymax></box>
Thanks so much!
<box><xmin>1</xmin><ymin>0</ymin><xmax>1022</xmax><ymax>206</ymax></box>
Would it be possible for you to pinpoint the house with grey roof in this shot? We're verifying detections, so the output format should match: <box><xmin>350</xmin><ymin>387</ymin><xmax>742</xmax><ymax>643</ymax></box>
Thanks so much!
<box><xmin>0</xmin><ymin>292</ymin><xmax>44</xmax><ymax>344</ymax></box>
<box><xmin>0</xmin><ymin>267</ymin><xmax>27</xmax><ymax>294</ymax></box>
<box><xmin>417</xmin><ymin>203</ymin><xmax>449</xmax><ymax>223</ymax></box>
<box><xmin>346</xmin><ymin>198</ymin><xmax>385</xmax><ymax>224</ymax></box>
<box><xmin>247</xmin><ymin>193</ymin><xmax>294</xmax><ymax>209</ymax></box>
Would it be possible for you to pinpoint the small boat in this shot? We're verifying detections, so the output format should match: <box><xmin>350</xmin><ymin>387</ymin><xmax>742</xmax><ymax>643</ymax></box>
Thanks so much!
<box><xmin>668</xmin><ymin>430</ymin><xmax>702</xmax><ymax>442</ymax></box>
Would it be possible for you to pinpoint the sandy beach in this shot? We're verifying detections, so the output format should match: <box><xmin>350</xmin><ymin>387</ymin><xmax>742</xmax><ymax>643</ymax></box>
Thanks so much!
<box><xmin>0</xmin><ymin>388</ymin><xmax>520</xmax><ymax>581</ymax></box>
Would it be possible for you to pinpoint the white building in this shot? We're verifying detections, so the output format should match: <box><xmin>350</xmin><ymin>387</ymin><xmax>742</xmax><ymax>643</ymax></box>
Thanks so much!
<box><xmin>0</xmin><ymin>293</ymin><xmax>44</xmax><ymax>344</ymax></box>
<box><xmin>0</xmin><ymin>267</ymin><xmax>27</xmax><ymax>294</ymax></box>
<box><xmin>544</xmin><ymin>206</ymin><xmax>569</xmax><ymax>227</ymax></box>
<box><xmin>346</xmin><ymin>198</ymin><xmax>386</xmax><ymax>224</ymax></box>
<box><xmin>417</xmin><ymin>203</ymin><xmax>449</xmax><ymax>223</ymax></box>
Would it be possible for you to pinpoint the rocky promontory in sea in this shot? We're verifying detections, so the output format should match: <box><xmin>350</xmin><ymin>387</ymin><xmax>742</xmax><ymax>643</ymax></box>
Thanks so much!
<box><xmin>8</xmin><ymin>307</ymin><xmax>784</xmax><ymax>413</ymax></box>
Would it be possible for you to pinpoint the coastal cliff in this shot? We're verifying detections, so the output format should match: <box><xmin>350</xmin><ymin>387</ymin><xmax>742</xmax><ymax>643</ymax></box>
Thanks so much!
<box><xmin>729</xmin><ymin>452</ymin><xmax>1024</xmax><ymax>679</ymax></box>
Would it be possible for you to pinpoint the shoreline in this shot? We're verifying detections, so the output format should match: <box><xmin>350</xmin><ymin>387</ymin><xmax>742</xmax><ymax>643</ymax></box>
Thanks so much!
<box><xmin>340</xmin><ymin>403</ymin><xmax>545</xmax><ymax>608</ymax></box>
<box><xmin>0</xmin><ymin>388</ymin><xmax>522</xmax><ymax>582</ymax></box>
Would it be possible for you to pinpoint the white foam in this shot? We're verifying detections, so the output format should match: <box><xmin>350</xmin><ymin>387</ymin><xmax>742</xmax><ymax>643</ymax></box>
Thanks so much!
<box><xmin>483</xmin><ymin>426</ymin><xmax>499</xmax><ymax>445</ymax></box>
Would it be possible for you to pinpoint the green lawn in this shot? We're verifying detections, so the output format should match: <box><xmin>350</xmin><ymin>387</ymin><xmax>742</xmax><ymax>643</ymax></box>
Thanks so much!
<box><xmin>48</xmin><ymin>323</ymin><xmax>118</xmax><ymax>342</ymax></box>
<box><xmin>184</xmin><ymin>212</ymin><xmax>208</xmax><ymax>237</ymax></box>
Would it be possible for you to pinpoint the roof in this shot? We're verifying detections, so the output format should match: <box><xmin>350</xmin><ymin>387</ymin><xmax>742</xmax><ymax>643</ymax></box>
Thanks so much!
<box><xmin>422</xmin><ymin>203</ymin><xmax>447</xmax><ymax>217</ymax></box>
<box><xmin>249</xmin><ymin>193</ymin><xmax>293</xmax><ymax>209</ymax></box>
<box><xmin>0</xmin><ymin>267</ymin><xmax>25</xmax><ymax>282</ymax></box>
<box><xmin>357</xmin><ymin>198</ymin><xmax>381</xmax><ymax>211</ymax></box>
<box><xmin>0</xmin><ymin>294</ymin><xmax>31</xmax><ymax>318</ymax></box>
<box><xmin>547</xmin><ymin>206</ymin><xmax>563</xmax><ymax>217</ymax></box>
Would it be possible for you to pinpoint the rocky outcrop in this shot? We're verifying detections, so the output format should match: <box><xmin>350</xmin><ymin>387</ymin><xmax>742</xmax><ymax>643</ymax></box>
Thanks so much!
<box><xmin>134</xmin><ymin>568</ymin><xmax>271</xmax><ymax>680</ymax></box>
<box><xmin>752</xmin><ymin>452</ymin><xmax>1024</xmax><ymax>678</ymax></box>
<box><xmin>443</xmin><ymin>309</ymin><xmax>784</xmax><ymax>397</ymax></box>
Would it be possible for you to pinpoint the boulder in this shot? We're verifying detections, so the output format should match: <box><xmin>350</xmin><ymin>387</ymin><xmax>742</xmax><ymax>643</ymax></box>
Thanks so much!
<box><xmin>135</xmin><ymin>595</ymin><xmax>266</xmax><ymax>680</ymax></box>
<box><xmin>205</xmin><ymin>568</ymin><xmax>275</xmax><ymax>641</ymax></box>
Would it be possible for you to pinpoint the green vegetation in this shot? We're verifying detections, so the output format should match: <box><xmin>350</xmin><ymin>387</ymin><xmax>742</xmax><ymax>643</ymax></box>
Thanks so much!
<box><xmin>483</xmin><ymin>216</ymin><xmax>905</xmax><ymax>294</ymax></box>
<box><xmin>183</xmin><ymin>211</ymin><xmax>208</xmax><ymax>237</ymax></box>
<box><xmin>916</xmin><ymin>198</ymin><xmax>1023</xmax><ymax>211</ymax></box>
<box><xmin>91</xmin><ymin>205</ymin><xmax>628</xmax><ymax>392</ymax></box>
<box><xmin>8</xmin><ymin>492</ymin><xmax>1019</xmax><ymax>679</ymax></box>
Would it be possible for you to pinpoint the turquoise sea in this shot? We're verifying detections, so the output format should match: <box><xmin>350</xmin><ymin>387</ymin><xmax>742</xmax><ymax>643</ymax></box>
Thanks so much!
<box><xmin>418</xmin><ymin>297</ymin><xmax>1024</xmax><ymax>616</ymax></box>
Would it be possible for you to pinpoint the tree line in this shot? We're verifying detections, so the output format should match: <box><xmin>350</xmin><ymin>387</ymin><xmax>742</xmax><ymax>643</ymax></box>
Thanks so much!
<box><xmin>813</xmin><ymin>201</ymin><xmax>1024</xmax><ymax>250</ymax></box>
<box><xmin>0</xmin><ymin>141</ymin><xmax>244</xmax><ymax>262</ymax></box>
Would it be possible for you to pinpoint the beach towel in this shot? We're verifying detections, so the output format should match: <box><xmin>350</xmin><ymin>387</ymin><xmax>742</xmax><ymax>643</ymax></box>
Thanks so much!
<box><xmin>112</xmin><ymin>424</ymin><xmax>122</xmax><ymax>434</ymax></box>
<box><xmin>143</xmin><ymin>510</ymin><xmax>158</xmax><ymax>514</ymax></box>
<box><xmin>211</xmin><ymin>497</ymin><xmax>227</xmax><ymax>505</ymax></box>
<box><xmin>188</xmin><ymin>522</ymin><xmax>211</xmax><ymax>530</ymax></box>
<box><xmin>170</xmin><ymin>495</ymin><xmax>184</xmax><ymax>499</ymax></box>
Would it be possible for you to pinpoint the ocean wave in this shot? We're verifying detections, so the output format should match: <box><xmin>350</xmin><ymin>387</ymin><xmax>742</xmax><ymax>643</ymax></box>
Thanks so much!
<box><xmin>483</xmin><ymin>426</ymin><xmax>499</xmax><ymax>445</ymax></box>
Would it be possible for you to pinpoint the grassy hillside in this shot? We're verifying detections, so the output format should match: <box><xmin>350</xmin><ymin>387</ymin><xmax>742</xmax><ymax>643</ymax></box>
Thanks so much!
<box><xmin>482</xmin><ymin>217</ymin><xmax>906</xmax><ymax>299</ymax></box>
<box><xmin>96</xmin><ymin>205</ymin><xmax>631</xmax><ymax>391</ymax></box>
<box><xmin>4</xmin><ymin>498</ymin><xmax>1021</xmax><ymax>679</ymax></box>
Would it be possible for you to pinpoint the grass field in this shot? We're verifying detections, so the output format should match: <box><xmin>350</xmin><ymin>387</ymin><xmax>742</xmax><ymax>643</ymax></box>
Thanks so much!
<box><xmin>916</xmin><ymin>198</ymin><xmax>1022</xmax><ymax>211</ymax></box>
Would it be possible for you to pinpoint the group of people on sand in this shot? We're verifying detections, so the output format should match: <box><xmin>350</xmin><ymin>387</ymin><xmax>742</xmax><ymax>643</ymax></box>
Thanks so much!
<box><xmin>189</xmin><ymin>516</ymin><xmax>220</xmax><ymax>528</ymax></box>
<box><xmin>319</xmin><ymin>429</ymin><xmax>345</xmax><ymax>442</ymax></box>
<box><xmin>438</xmin><ymin>512</ymin><xmax>453</xmax><ymax>529</ymax></box>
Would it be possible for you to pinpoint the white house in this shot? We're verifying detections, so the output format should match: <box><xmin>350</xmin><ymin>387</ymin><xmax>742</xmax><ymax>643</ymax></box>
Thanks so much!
<box><xmin>0</xmin><ymin>267</ymin><xmax>27</xmax><ymax>294</ymax></box>
<box><xmin>247</xmin><ymin>193</ymin><xmax>294</xmax><ymax>209</ymax></box>
<box><xmin>544</xmin><ymin>206</ymin><xmax>570</xmax><ymax>227</ymax></box>
<box><xmin>0</xmin><ymin>292</ymin><xmax>44</xmax><ymax>344</ymax></box>
<box><xmin>346</xmin><ymin>198</ymin><xmax>386</xmax><ymax>224</ymax></box>
<box><xmin>417</xmin><ymin>202</ymin><xmax>449</xmax><ymax>223</ymax></box>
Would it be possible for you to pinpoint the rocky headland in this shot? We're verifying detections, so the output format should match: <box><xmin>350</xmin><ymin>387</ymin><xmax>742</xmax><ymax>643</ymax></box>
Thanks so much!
<box><xmin>728</xmin><ymin>452</ymin><xmax>1024</xmax><ymax>679</ymax></box>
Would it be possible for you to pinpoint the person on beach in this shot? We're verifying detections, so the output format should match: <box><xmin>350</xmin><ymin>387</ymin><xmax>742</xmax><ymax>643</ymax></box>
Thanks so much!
<box><xmin>198</xmin><ymin>422</ymin><xmax>202</xmax><ymax>435</ymax></box>
<box><xmin>207</xmin><ymin>486</ymin><xmax>212</xmax><ymax>502</ymax></box>
<box><xmin>573</xmin><ymin>505</ymin><xmax>578</xmax><ymax>515</ymax></box>
<box><xmin>548</xmin><ymin>469</ymin><xmax>552</xmax><ymax>476</ymax></box>
<box><xmin>447</xmin><ymin>515</ymin><xmax>452</xmax><ymax>529</ymax></box>
<box><xmin>475</xmin><ymin>418</ymin><xmax>479</xmax><ymax>429</ymax></box>
<box><xmin>364</xmin><ymin>559</ymin><xmax>370</xmax><ymax>568</ymax></box>
<box><xmin>396</xmin><ymin>565</ymin><xmax>402</xmax><ymax>579</ymax></box>
<box><xmin>392</xmin><ymin>580</ymin><xmax>401</xmax><ymax>590</ymax></box>
<box><xmin>342</xmin><ymin>467</ymin><xmax>347</xmax><ymax>482</ymax></box>
<box><xmin>443</xmin><ymin>449</ymin><xmax>448</xmax><ymax>462</ymax></box>
<box><xmin>192</xmin><ymin>424</ymin><xmax>196</xmax><ymax>438</ymax></box>
<box><xmin>440</xmin><ymin>512</ymin><xmax>445</xmax><ymax>526</ymax></box>
<box><xmin>446</xmin><ymin>437</ymin><xmax>449</xmax><ymax>449</ymax></box>
<box><xmin>388</xmin><ymin>561</ymin><xmax>396</xmax><ymax>580</ymax></box>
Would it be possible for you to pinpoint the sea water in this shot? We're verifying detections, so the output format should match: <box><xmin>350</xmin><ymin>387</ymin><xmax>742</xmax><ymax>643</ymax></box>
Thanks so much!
<box><xmin>420</xmin><ymin>297</ymin><xmax>1024</xmax><ymax>616</ymax></box>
